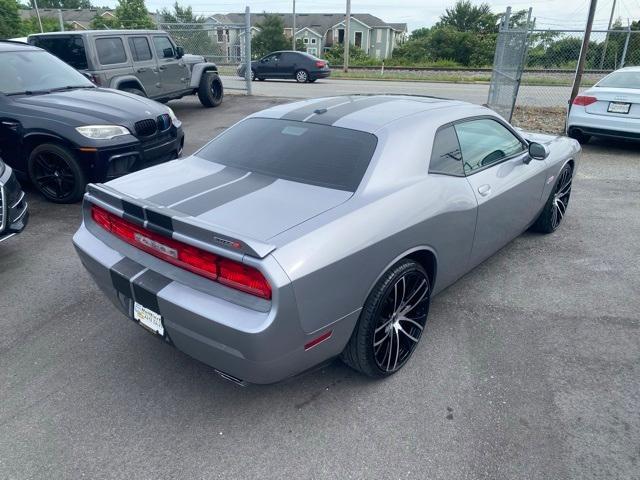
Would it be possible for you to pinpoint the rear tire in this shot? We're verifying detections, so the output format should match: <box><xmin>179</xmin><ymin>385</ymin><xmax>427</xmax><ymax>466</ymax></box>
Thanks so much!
<box><xmin>531</xmin><ymin>163</ymin><xmax>573</xmax><ymax>234</ymax></box>
<box><xmin>28</xmin><ymin>143</ymin><xmax>86</xmax><ymax>204</ymax></box>
<box><xmin>197</xmin><ymin>71</ymin><xmax>224</xmax><ymax>108</ymax></box>
<box><xmin>295</xmin><ymin>69</ymin><xmax>309</xmax><ymax>83</ymax></box>
<box><xmin>568</xmin><ymin>129</ymin><xmax>590</xmax><ymax>144</ymax></box>
<box><xmin>122</xmin><ymin>87</ymin><xmax>146</xmax><ymax>97</ymax></box>
<box><xmin>341</xmin><ymin>259</ymin><xmax>430</xmax><ymax>378</ymax></box>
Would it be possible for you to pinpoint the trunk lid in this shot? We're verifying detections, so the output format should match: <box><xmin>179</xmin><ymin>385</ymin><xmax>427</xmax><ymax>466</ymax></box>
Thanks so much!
<box><xmin>105</xmin><ymin>155</ymin><xmax>352</xmax><ymax>245</ymax></box>
<box><xmin>583</xmin><ymin>86</ymin><xmax>640</xmax><ymax>119</ymax></box>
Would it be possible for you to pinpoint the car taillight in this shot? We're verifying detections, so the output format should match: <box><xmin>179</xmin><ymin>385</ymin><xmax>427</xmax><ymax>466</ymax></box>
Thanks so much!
<box><xmin>573</xmin><ymin>95</ymin><xmax>597</xmax><ymax>106</ymax></box>
<box><xmin>91</xmin><ymin>205</ymin><xmax>271</xmax><ymax>299</ymax></box>
<box><xmin>315</xmin><ymin>61</ymin><xmax>326</xmax><ymax>68</ymax></box>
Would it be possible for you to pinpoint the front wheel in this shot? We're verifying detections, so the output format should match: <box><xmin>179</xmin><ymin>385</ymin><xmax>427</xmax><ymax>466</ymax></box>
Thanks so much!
<box><xmin>341</xmin><ymin>259</ymin><xmax>431</xmax><ymax>378</ymax></box>
<box><xmin>531</xmin><ymin>163</ymin><xmax>574</xmax><ymax>234</ymax></box>
<box><xmin>28</xmin><ymin>143</ymin><xmax>86</xmax><ymax>203</ymax></box>
<box><xmin>295</xmin><ymin>69</ymin><xmax>309</xmax><ymax>83</ymax></box>
<box><xmin>197</xmin><ymin>71</ymin><xmax>224</xmax><ymax>108</ymax></box>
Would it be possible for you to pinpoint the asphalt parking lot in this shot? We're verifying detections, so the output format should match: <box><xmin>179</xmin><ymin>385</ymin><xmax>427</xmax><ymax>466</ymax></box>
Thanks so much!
<box><xmin>1</xmin><ymin>94</ymin><xmax>639</xmax><ymax>480</ymax></box>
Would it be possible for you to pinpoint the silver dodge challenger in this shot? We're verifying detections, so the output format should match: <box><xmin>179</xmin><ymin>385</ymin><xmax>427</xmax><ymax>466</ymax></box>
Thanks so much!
<box><xmin>73</xmin><ymin>95</ymin><xmax>581</xmax><ymax>384</ymax></box>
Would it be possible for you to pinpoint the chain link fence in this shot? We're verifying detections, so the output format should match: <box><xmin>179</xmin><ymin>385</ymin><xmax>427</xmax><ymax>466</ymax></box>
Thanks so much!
<box><xmin>158</xmin><ymin>20</ymin><xmax>251</xmax><ymax>92</ymax></box>
<box><xmin>490</xmin><ymin>11</ymin><xmax>640</xmax><ymax>133</ymax></box>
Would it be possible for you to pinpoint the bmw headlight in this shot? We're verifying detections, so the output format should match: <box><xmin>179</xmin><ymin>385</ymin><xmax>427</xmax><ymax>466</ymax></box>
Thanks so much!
<box><xmin>76</xmin><ymin>125</ymin><xmax>131</xmax><ymax>140</ymax></box>
<box><xmin>167</xmin><ymin>107</ymin><xmax>178</xmax><ymax>123</ymax></box>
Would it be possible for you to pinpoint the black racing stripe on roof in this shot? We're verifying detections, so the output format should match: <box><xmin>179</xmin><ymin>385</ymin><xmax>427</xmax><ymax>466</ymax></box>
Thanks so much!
<box><xmin>110</xmin><ymin>258</ymin><xmax>145</xmax><ymax>298</ymax></box>
<box><xmin>145</xmin><ymin>166</ymin><xmax>248</xmax><ymax>206</ymax></box>
<box><xmin>305</xmin><ymin>96</ymin><xmax>397</xmax><ymax>125</ymax></box>
<box><xmin>171</xmin><ymin>173</ymin><xmax>277</xmax><ymax>217</ymax></box>
<box><xmin>279</xmin><ymin>97</ymin><xmax>355</xmax><ymax>121</ymax></box>
<box><xmin>132</xmin><ymin>270</ymin><xmax>172</xmax><ymax>312</ymax></box>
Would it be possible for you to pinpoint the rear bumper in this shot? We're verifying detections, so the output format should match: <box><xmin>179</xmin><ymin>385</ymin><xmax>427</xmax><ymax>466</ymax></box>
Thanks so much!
<box><xmin>567</xmin><ymin>106</ymin><xmax>640</xmax><ymax>140</ymax></box>
<box><xmin>80</xmin><ymin>124</ymin><xmax>185</xmax><ymax>182</ymax></box>
<box><xmin>72</xmin><ymin>221</ymin><xmax>357</xmax><ymax>384</ymax></box>
<box><xmin>311</xmin><ymin>70</ymin><xmax>331</xmax><ymax>80</ymax></box>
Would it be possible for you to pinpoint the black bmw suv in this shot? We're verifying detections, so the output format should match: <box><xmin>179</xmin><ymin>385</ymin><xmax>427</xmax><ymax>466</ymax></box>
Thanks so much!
<box><xmin>0</xmin><ymin>41</ymin><xmax>184</xmax><ymax>203</ymax></box>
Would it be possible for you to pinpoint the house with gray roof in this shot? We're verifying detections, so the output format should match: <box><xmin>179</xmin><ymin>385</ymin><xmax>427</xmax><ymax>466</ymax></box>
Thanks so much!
<box><xmin>206</xmin><ymin>13</ymin><xmax>407</xmax><ymax>60</ymax></box>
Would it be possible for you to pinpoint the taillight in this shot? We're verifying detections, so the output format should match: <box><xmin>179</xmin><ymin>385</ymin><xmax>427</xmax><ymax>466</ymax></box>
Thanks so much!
<box><xmin>315</xmin><ymin>61</ymin><xmax>326</xmax><ymax>68</ymax></box>
<box><xmin>573</xmin><ymin>95</ymin><xmax>597</xmax><ymax>106</ymax></box>
<box><xmin>91</xmin><ymin>205</ymin><xmax>271</xmax><ymax>299</ymax></box>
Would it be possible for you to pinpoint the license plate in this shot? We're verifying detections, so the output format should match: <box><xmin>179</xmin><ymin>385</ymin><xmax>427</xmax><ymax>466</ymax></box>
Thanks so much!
<box><xmin>607</xmin><ymin>102</ymin><xmax>631</xmax><ymax>114</ymax></box>
<box><xmin>134</xmin><ymin>302</ymin><xmax>164</xmax><ymax>336</ymax></box>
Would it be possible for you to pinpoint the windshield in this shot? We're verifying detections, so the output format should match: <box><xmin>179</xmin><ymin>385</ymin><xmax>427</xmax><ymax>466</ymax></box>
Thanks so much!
<box><xmin>596</xmin><ymin>70</ymin><xmax>640</xmax><ymax>89</ymax></box>
<box><xmin>0</xmin><ymin>50</ymin><xmax>94</xmax><ymax>95</ymax></box>
<box><xmin>196</xmin><ymin>118</ymin><xmax>378</xmax><ymax>192</ymax></box>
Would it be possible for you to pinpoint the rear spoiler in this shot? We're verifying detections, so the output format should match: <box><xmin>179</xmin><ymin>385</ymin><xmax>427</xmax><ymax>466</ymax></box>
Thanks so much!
<box><xmin>85</xmin><ymin>183</ymin><xmax>276</xmax><ymax>259</ymax></box>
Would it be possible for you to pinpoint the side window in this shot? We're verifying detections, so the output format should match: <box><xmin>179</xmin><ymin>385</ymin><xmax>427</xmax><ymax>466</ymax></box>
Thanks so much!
<box><xmin>153</xmin><ymin>36</ymin><xmax>175</xmax><ymax>59</ymax></box>
<box><xmin>429</xmin><ymin>126</ymin><xmax>464</xmax><ymax>176</ymax></box>
<box><xmin>454</xmin><ymin>119</ymin><xmax>525</xmax><ymax>174</ymax></box>
<box><xmin>95</xmin><ymin>37</ymin><xmax>127</xmax><ymax>65</ymax></box>
<box><xmin>128</xmin><ymin>37</ymin><xmax>152</xmax><ymax>61</ymax></box>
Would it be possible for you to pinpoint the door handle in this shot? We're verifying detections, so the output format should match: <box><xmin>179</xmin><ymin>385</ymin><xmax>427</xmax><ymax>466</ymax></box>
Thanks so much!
<box><xmin>137</xmin><ymin>67</ymin><xmax>147</xmax><ymax>73</ymax></box>
<box><xmin>478</xmin><ymin>184</ymin><xmax>492</xmax><ymax>197</ymax></box>
<box><xmin>158</xmin><ymin>66</ymin><xmax>166</xmax><ymax>71</ymax></box>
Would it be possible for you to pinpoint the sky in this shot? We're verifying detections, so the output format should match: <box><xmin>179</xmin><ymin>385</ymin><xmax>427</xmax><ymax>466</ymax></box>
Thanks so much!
<box><xmin>102</xmin><ymin>0</ymin><xmax>639</xmax><ymax>32</ymax></box>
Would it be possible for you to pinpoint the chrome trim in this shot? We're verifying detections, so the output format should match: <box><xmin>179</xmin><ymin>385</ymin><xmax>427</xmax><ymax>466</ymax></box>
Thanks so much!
<box><xmin>0</xmin><ymin>184</ymin><xmax>6</xmax><ymax>233</ymax></box>
<box><xmin>13</xmin><ymin>201</ymin><xmax>28</xmax><ymax>223</ymax></box>
<box><xmin>0</xmin><ymin>233</ymin><xmax>16</xmax><ymax>243</ymax></box>
<box><xmin>10</xmin><ymin>191</ymin><xmax>25</xmax><ymax>209</ymax></box>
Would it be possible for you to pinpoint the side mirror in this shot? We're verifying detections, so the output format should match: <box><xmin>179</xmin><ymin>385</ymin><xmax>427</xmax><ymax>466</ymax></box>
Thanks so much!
<box><xmin>528</xmin><ymin>142</ymin><xmax>549</xmax><ymax>161</ymax></box>
<box><xmin>175</xmin><ymin>46</ymin><xmax>184</xmax><ymax>59</ymax></box>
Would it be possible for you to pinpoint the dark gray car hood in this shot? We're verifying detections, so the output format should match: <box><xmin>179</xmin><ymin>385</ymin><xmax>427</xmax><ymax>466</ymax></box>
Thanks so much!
<box><xmin>8</xmin><ymin>87</ymin><xmax>168</xmax><ymax>127</ymax></box>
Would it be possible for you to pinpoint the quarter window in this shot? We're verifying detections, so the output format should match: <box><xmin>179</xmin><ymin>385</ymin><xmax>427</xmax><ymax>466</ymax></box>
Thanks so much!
<box><xmin>95</xmin><ymin>37</ymin><xmax>127</xmax><ymax>65</ymax></box>
<box><xmin>454</xmin><ymin>119</ymin><xmax>525</xmax><ymax>174</ymax></box>
<box><xmin>153</xmin><ymin>36</ymin><xmax>175</xmax><ymax>59</ymax></box>
<box><xmin>429</xmin><ymin>126</ymin><xmax>464</xmax><ymax>176</ymax></box>
<box><xmin>128</xmin><ymin>36</ymin><xmax>152</xmax><ymax>61</ymax></box>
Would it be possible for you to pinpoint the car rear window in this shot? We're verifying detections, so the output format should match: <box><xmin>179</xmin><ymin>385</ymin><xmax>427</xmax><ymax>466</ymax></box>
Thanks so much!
<box><xmin>597</xmin><ymin>71</ymin><xmax>640</xmax><ymax>89</ymax></box>
<box><xmin>196</xmin><ymin>118</ymin><xmax>378</xmax><ymax>192</ymax></box>
<box><xmin>96</xmin><ymin>37</ymin><xmax>127</xmax><ymax>65</ymax></box>
<box><xmin>28</xmin><ymin>35</ymin><xmax>88</xmax><ymax>70</ymax></box>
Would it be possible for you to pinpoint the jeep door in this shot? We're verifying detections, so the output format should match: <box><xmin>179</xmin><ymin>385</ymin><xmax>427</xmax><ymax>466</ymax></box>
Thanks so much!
<box><xmin>152</xmin><ymin>35</ymin><xmax>189</xmax><ymax>95</ymax></box>
<box><xmin>127</xmin><ymin>35</ymin><xmax>160</xmax><ymax>96</ymax></box>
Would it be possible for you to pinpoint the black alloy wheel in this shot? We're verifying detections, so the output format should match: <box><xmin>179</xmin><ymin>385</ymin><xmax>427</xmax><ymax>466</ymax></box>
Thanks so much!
<box><xmin>28</xmin><ymin>143</ymin><xmax>86</xmax><ymax>203</ymax></box>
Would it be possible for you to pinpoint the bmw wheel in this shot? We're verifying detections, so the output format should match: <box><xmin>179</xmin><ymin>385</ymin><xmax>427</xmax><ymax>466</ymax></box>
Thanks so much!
<box><xmin>295</xmin><ymin>69</ymin><xmax>309</xmax><ymax>83</ymax></box>
<box><xmin>341</xmin><ymin>259</ymin><xmax>430</xmax><ymax>377</ymax></box>
<box><xmin>531</xmin><ymin>163</ymin><xmax>574</xmax><ymax>233</ymax></box>
<box><xmin>28</xmin><ymin>143</ymin><xmax>86</xmax><ymax>203</ymax></box>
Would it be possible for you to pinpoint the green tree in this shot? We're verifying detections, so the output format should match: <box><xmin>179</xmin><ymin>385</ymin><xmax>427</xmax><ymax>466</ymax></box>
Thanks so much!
<box><xmin>30</xmin><ymin>0</ymin><xmax>91</xmax><ymax>7</ymax></box>
<box><xmin>295</xmin><ymin>38</ymin><xmax>305</xmax><ymax>52</ymax></box>
<box><xmin>324</xmin><ymin>44</ymin><xmax>376</xmax><ymax>66</ymax></box>
<box><xmin>251</xmin><ymin>14</ymin><xmax>289</xmax><ymax>58</ymax></box>
<box><xmin>0</xmin><ymin>0</ymin><xmax>22</xmax><ymax>39</ymax></box>
<box><xmin>159</xmin><ymin>2</ymin><xmax>213</xmax><ymax>57</ymax></box>
<box><xmin>21</xmin><ymin>16</ymin><xmax>71</xmax><ymax>34</ymax></box>
<box><xmin>437</xmin><ymin>0</ymin><xmax>497</xmax><ymax>33</ymax></box>
<box><xmin>94</xmin><ymin>0</ymin><xmax>154</xmax><ymax>30</ymax></box>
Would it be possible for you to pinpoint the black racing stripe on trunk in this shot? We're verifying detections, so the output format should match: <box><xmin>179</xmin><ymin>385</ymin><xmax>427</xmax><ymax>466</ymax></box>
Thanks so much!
<box><xmin>132</xmin><ymin>270</ymin><xmax>172</xmax><ymax>312</ymax></box>
<box><xmin>110</xmin><ymin>258</ymin><xmax>145</xmax><ymax>298</ymax></box>
<box><xmin>145</xmin><ymin>167</ymin><xmax>249</xmax><ymax>206</ymax></box>
<box><xmin>172</xmin><ymin>173</ymin><xmax>277</xmax><ymax>217</ymax></box>
<box><xmin>306</xmin><ymin>96</ymin><xmax>396</xmax><ymax>125</ymax></box>
<box><xmin>122</xmin><ymin>212</ymin><xmax>145</xmax><ymax>227</ymax></box>
<box><xmin>122</xmin><ymin>201</ymin><xmax>145</xmax><ymax>219</ymax></box>
<box><xmin>279</xmin><ymin>97</ymin><xmax>355</xmax><ymax>121</ymax></box>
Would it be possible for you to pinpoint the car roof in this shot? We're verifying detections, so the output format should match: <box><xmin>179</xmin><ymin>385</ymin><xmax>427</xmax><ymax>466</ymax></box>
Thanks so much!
<box><xmin>251</xmin><ymin>95</ymin><xmax>486</xmax><ymax>134</ymax></box>
<box><xmin>0</xmin><ymin>41</ymin><xmax>41</xmax><ymax>52</ymax></box>
<box><xmin>615</xmin><ymin>66</ymin><xmax>640</xmax><ymax>72</ymax></box>
<box><xmin>28</xmin><ymin>29</ymin><xmax>162</xmax><ymax>37</ymax></box>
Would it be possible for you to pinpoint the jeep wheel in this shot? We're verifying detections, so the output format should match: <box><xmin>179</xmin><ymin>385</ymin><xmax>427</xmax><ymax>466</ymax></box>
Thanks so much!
<box><xmin>197</xmin><ymin>71</ymin><xmax>224</xmax><ymax>108</ymax></box>
<box><xmin>122</xmin><ymin>87</ymin><xmax>146</xmax><ymax>97</ymax></box>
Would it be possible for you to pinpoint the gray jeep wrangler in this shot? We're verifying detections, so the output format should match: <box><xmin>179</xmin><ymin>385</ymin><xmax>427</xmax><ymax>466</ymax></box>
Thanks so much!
<box><xmin>28</xmin><ymin>30</ymin><xmax>223</xmax><ymax>107</ymax></box>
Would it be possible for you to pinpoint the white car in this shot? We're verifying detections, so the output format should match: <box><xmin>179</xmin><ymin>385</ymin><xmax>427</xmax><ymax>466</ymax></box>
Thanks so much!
<box><xmin>567</xmin><ymin>66</ymin><xmax>640</xmax><ymax>144</ymax></box>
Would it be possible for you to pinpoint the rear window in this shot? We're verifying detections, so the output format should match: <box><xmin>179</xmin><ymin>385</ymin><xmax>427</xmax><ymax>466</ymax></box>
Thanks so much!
<box><xmin>28</xmin><ymin>35</ymin><xmax>87</xmax><ymax>70</ymax></box>
<box><xmin>196</xmin><ymin>118</ymin><xmax>378</xmax><ymax>191</ymax></box>
<box><xmin>597</xmin><ymin>71</ymin><xmax>640</xmax><ymax>89</ymax></box>
<box><xmin>96</xmin><ymin>37</ymin><xmax>127</xmax><ymax>65</ymax></box>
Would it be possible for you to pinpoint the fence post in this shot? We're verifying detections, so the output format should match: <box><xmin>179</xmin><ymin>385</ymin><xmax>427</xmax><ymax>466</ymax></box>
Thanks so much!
<box><xmin>620</xmin><ymin>24</ymin><xmax>631</xmax><ymax>68</ymax></box>
<box><xmin>156</xmin><ymin>11</ymin><xmax>161</xmax><ymax>30</ymax></box>
<box><xmin>244</xmin><ymin>6</ymin><xmax>252</xmax><ymax>95</ymax></box>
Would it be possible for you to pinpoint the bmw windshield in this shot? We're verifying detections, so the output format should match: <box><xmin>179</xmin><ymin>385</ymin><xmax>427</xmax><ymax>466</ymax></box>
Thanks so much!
<box><xmin>0</xmin><ymin>50</ymin><xmax>94</xmax><ymax>96</ymax></box>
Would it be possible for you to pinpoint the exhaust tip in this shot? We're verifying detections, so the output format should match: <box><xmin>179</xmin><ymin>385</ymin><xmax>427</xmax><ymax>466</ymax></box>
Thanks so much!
<box><xmin>215</xmin><ymin>369</ymin><xmax>248</xmax><ymax>387</ymax></box>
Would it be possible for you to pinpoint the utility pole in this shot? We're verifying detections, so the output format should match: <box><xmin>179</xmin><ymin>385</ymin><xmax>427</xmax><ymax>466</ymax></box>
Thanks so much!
<box><xmin>58</xmin><ymin>9</ymin><xmax>64</xmax><ymax>31</ymax></box>
<box><xmin>32</xmin><ymin>0</ymin><xmax>44</xmax><ymax>33</ymax></box>
<box><xmin>292</xmin><ymin>0</ymin><xmax>296</xmax><ymax>50</ymax></box>
<box><xmin>570</xmin><ymin>0</ymin><xmax>598</xmax><ymax>108</ymax></box>
<box><xmin>343</xmin><ymin>0</ymin><xmax>351</xmax><ymax>72</ymax></box>
<box><xmin>599</xmin><ymin>0</ymin><xmax>617</xmax><ymax>69</ymax></box>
